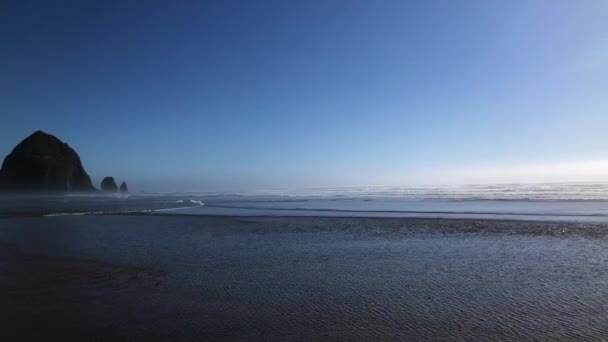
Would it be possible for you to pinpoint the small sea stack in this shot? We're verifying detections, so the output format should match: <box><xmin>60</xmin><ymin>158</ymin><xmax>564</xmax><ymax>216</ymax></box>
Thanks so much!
<box><xmin>101</xmin><ymin>177</ymin><xmax>118</xmax><ymax>193</ymax></box>
<box><xmin>119</xmin><ymin>181</ymin><xmax>128</xmax><ymax>193</ymax></box>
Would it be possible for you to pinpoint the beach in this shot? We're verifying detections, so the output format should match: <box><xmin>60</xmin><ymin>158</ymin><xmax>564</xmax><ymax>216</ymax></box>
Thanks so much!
<box><xmin>3</xmin><ymin>214</ymin><xmax>608</xmax><ymax>341</ymax></box>
<box><xmin>2</xmin><ymin>0</ymin><xmax>605</xmax><ymax>340</ymax></box>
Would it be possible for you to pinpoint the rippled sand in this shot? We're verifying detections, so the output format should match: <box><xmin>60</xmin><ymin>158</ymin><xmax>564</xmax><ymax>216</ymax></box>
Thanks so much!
<box><xmin>2</xmin><ymin>216</ymin><xmax>608</xmax><ymax>341</ymax></box>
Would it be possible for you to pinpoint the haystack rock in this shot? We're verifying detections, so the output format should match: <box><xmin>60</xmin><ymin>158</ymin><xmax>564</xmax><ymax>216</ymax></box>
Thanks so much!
<box><xmin>0</xmin><ymin>130</ymin><xmax>96</xmax><ymax>192</ymax></box>
<box><xmin>119</xmin><ymin>181</ymin><xmax>128</xmax><ymax>193</ymax></box>
<box><xmin>101</xmin><ymin>177</ymin><xmax>118</xmax><ymax>193</ymax></box>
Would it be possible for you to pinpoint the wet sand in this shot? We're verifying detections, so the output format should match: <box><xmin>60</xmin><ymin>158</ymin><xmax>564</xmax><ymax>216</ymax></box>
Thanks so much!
<box><xmin>0</xmin><ymin>240</ymin><xmax>167</xmax><ymax>341</ymax></box>
<box><xmin>226</xmin><ymin>216</ymin><xmax>608</xmax><ymax>238</ymax></box>
<box><xmin>2</xmin><ymin>216</ymin><xmax>608</xmax><ymax>341</ymax></box>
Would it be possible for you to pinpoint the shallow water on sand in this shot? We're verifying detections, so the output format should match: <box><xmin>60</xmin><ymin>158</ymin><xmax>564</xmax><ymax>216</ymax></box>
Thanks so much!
<box><xmin>2</xmin><ymin>215</ymin><xmax>608</xmax><ymax>341</ymax></box>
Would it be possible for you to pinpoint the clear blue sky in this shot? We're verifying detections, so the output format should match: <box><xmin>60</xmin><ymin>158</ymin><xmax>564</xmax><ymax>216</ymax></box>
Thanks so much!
<box><xmin>1</xmin><ymin>0</ymin><xmax>607</xmax><ymax>191</ymax></box>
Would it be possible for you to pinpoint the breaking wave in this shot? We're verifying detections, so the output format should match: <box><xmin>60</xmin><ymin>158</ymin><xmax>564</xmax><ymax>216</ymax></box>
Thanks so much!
<box><xmin>42</xmin><ymin>198</ymin><xmax>205</xmax><ymax>217</ymax></box>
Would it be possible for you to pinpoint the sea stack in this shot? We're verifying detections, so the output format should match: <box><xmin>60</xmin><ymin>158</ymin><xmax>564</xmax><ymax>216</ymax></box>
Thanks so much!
<box><xmin>101</xmin><ymin>177</ymin><xmax>118</xmax><ymax>193</ymax></box>
<box><xmin>0</xmin><ymin>130</ymin><xmax>96</xmax><ymax>192</ymax></box>
<box><xmin>119</xmin><ymin>181</ymin><xmax>128</xmax><ymax>193</ymax></box>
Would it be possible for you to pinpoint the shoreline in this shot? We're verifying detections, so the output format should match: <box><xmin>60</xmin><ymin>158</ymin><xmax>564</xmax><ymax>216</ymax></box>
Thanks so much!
<box><xmin>2</xmin><ymin>208</ymin><xmax>608</xmax><ymax>222</ymax></box>
<box><xmin>3</xmin><ymin>212</ymin><xmax>608</xmax><ymax>239</ymax></box>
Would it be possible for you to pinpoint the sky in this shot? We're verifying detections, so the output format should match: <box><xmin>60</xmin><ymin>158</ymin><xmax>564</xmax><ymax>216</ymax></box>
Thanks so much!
<box><xmin>1</xmin><ymin>0</ymin><xmax>607</xmax><ymax>192</ymax></box>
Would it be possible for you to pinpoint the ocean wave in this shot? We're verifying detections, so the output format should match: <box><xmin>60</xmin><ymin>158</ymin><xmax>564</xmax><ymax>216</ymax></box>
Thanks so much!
<box><xmin>202</xmin><ymin>204</ymin><xmax>608</xmax><ymax>218</ymax></box>
<box><xmin>43</xmin><ymin>199</ymin><xmax>205</xmax><ymax>217</ymax></box>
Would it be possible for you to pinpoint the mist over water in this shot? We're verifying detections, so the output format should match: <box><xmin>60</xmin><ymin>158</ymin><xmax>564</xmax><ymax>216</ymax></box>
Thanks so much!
<box><xmin>246</xmin><ymin>182</ymin><xmax>608</xmax><ymax>201</ymax></box>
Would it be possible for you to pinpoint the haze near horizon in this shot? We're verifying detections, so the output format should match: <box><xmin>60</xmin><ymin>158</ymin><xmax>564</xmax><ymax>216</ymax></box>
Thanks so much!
<box><xmin>1</xmin><ymin>0</ymin><xmax>607</xmax><ymax>192</ymax></box>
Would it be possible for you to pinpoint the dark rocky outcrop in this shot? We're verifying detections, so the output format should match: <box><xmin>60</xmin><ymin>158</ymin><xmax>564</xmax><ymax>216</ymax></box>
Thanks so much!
<box><xmin>0</xmin><ymin>130</ymin><xmax>96</xmax><ymax>192</ymax></box>
<box><xmin>101</xmin><ymin>177</ymin><xmax>118</xmax><ymax>193</ymax></box>
<box><xmin>119</xmin><ymin>181</ymin><xmax>128</xmax><ymax>193</ymax></box>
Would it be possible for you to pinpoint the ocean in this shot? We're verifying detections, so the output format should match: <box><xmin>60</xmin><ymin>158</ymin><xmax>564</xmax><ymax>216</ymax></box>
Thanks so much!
<box><xmin>3</xmin><ymin>182</ymin><xmax>608</xmax><ymax>341</ymax></box>
<box><xmin>4</xmin><ymin>182</ymin><xmax>608</xmax><ymax>222</ymax></box>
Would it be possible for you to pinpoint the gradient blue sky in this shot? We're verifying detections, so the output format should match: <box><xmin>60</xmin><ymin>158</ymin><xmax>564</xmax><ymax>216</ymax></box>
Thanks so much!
<box><xmin>1</xmin><ymin>0</ymin><xmax>607</xmax><ymax>191</ymax></box>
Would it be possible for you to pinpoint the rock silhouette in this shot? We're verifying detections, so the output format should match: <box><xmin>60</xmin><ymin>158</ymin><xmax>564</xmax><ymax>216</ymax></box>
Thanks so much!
<box><xmin>101</xmin><ymin>177</ymin><xmax>118</xmax><ymax>193</ymax></box>
<box><xmin>119</xmin><ymin>181</ymin><xmax>128</xmax><ymax>193</ymax></box>
<box><xmin>0</xmin><ymin>130</ymin><xmax>95</xmax><ymax>192</ymax></box>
